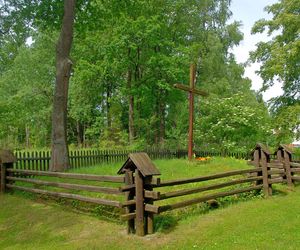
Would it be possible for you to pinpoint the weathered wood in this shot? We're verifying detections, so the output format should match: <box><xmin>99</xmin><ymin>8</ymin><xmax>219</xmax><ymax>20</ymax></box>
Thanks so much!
<box><xmin>284</xmin><ymin>150</ymin><xmax>293</xmax><ymax>188</ymax></box>
<box><xmin>144</xmin><ymin>190</ymin><xmax>160</xmax><ymax>200</ymax></box>
<box><xmin>290</xmin><ymin>168</ymin><xmax>300</xmax><ymax>173</ymax></box>
<box><xmin>144</xmin><ymin>176</ymin><xmax>154</xmax><ymax>235</ymax></box>
<box><xmin>159</xmin><ymin>176</ymin><xmax>263</xmax><ymax>200</ymax></box>
<box><xmin>0</xmin><ymin>164</ymin><xmax>6</xmax><ymax>193</ymax></box>
<box><xmin>118</xmin><ymin>153</ymin><xmax>161</xmax><ymax>177</ymax></box>
<box><xmin>173</xmin><ymin>64</ymin><xmax>209</xmax><ymax>160</ymax></box>
<box><xmin>121</xmin><ymin>213</ymin><xmax>136</xmax><ymax>221</ymax></box>
<box><xmin>144</xmin><ymin>204</ymin><xmax>160</xmax><ymax>214</ymax></box>
<box><xmin>267</xmin><ymin>162</ymin><xmax>284</xmax><ymax>168</ymax></box>
<box><xmin>291</xmin><ymin>176</ymin><xmax>300</xmax><ymax>182</ymax></box>
<box><xmin>6</xmin><ymin>176</ymin><xmax>121</xmax><ymax>194</ymax></box>
<box><xmin>268</xmin><ymin>177</ymin><xmax>284</xmax><ymax>185</ymax></box>
<box><xmin>6</xmin><ymin>184</ymin><xmax>121</xmax><ymax>207</ymax></box>
<box><xmin>0</xmin><ymin>150</ymin><xmax>17</xmax><ymax>164</ymax></box>
<box><xmin>158</xmin><ymin>185</ymin><xmax>263</xmax><ymax>213</ymax></box>
<box><xmin>261</xmin><ymin>151</ymin><xmax>272</xmax><ymax>197</ymax></box>
<box><xmin>267</xmin><ymin>169</ymin><xmax>285</xmax><ymax>175</ymax></box>
<box><xmin>121</xmin><ymin>200</ymin><xmax>136</xmax><ymax>207</ymax></box>
<box><xmin>135</xmin><ymin>169</ymin><xmax>145</xmax><ymax>236</ymax></box>
<box><xmin>174</xmin><ymin>83</ymin><xmax>209</xmax><ymax>96</ymax></box>
<box><xmin>158</xmin><ymin>168</ymin><xmax>262</xmax><ymax>187</ymax></box>
<box><xmin>124</xmin><ymin>170</ymin><xmax>135</xmax><ymax>234</ymax></box>
<box><xmin>7</xmin><ymin>169</ymin><xmax>124</xmax><ymax>183</ymax></box>
<box><xmin>291</xmin><ymin>162</ymin><xmax>300</xmax><ymax>168</ymax></box>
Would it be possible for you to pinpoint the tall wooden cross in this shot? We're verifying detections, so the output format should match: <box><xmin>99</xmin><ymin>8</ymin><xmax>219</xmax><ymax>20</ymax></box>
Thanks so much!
<box><xmin>174</xmin><ymin>64</ymin><xmax>208</xmax><ymax>160</ymax></box>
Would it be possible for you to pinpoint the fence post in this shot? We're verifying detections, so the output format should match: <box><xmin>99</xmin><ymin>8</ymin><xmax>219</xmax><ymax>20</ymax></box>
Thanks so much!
<box><xmin>276</xmin><ymin>145</ymin><xmax>294</xmax><ymax>188</ymax></box>
<box><xmin>260</xmin><ymin>149</ymin><xmax>272</xmax><ymax>197</ymax></box>
<box><xmin>0</xmin><ymin>163</ymin><xmax>7</xmax><ymax>193</ymax></box>
<box><xmin>135</xmin><ymin>169</ymin><xmax>145</xmax><ymax>236</ymax></box>
<box><xmin>124</xmin><ymin>170</ymin><xmax>135</xmax><ymax>234</ymax></box>
<box><xmin>144</xmin><ymin>176</ymin><xmax>154</xmax><ymax>234</ymax></box>
<box><xmin>118</xmin><ymin>152</ymin><xmax>161</xmax><ymax>236</ymax></box>
<box><xmin>283</xmin><ymin>150</ymin><xmax>293</xmax><ymax>188</ymax></box>
<box><xmin>0</xmin><ymin>150</ymin><xmax>16</xmax><ymax>194</ymax></box>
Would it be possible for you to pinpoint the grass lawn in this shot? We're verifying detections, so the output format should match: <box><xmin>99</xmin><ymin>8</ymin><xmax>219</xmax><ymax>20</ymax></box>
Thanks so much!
<box><xmin>1</xmin><ymin>157</ymin><xmax>299</xmax><ymax>249</ymax></box>
<box><xmin>1</xmin><ymin>185</ymin><xmax>300</xmax><ymax>250</ymax></box>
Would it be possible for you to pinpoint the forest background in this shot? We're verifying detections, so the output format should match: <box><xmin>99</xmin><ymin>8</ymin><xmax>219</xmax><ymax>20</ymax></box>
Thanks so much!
<box><xmin>0</xmin><ymin>0</ymin><xmax>299</xmax><ymax>153</ymax></box>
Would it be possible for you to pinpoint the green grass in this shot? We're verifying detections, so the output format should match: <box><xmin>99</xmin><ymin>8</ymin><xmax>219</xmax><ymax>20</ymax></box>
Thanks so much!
<box><xmin>3</xmin><ymin>157</ymin><xmax>296</xmax><ymax>249</ymax></box>
<box><xmin>12</xmin><ymin>157</ymin><xmax>255</xmax><ymax>212</ymax></box>
<box><xmin>1</xmin><ymin>185</ymin><xmax>300</xmax><ymax>249</ymax></box>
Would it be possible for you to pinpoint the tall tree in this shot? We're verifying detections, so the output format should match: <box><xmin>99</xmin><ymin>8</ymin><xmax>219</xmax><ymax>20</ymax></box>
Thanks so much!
<box><xmin>50</xmin><ymin>0</ymin><xmax>76</xmax><ymax>171</ymax></box>
<box><xmin>250</xmin><ymin>0</ymin><xmax>300</xmax><ymax>108</ymax></box>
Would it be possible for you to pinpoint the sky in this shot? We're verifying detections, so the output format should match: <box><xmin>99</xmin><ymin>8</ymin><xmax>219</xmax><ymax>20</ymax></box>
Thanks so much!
<box><xmin>230</xmin><ymin>0</ymin><xmax>299</xmax><ymax>144</ymax></box>
<box><xmin>229</xmin><ymin>0</ymin><xmax>283</xmax><ymax>101</ymax></box>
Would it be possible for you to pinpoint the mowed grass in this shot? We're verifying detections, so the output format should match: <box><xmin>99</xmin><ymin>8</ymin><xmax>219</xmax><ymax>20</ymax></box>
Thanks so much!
<box><xmin>2</xmin><ymin>157</ymin><xmax>299</xmax><ymax>249</ymax></box>
<box><xmin>1</xmin><ymin>185</ymin><xmax>300</xmax><ymax>250</ymax></box>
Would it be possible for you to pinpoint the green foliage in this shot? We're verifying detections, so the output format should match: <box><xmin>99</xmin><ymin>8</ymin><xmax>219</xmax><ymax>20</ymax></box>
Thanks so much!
<box><xmin>0</xmin><ymin>0</ymin><xmax>288</xmax><ymax>151</ymax></box>
<box><xmin>250</xmin><ymin>0</ymin><xmax>300</xmax><ymax>107</ymax></box>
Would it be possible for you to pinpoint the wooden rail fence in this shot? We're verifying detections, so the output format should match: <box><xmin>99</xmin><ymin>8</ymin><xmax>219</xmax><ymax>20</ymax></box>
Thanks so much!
<box><xmin>1</xmin><ymin>144</ymin><xmax>299</xmax><ymax>236</ymax></box>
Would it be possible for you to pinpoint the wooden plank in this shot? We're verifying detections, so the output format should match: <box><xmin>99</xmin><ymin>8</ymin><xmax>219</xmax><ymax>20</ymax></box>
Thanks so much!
<box><xmin>290</xmin><ymin>168</ymin><xmax>300</xmax><ymax>173</ymax></box>
<box><xmin>267</xmin><ymin>162</ymin><xmax>284</xmax><ymax>168</ymax></box>
<box><xmin>261</xmin><ymin>151</ymin><xmax>272</xmax><ymax>196</ymax></box>
<box><xmin>268</xmin><ymin>177</ymin><xmax>284</xmax><ymax>184</ymax></box>
<box><xmin>284</xmin><ymin>150</ymin><xmax>293</xmax><ymax>188</ymax></box>
<box><xmin>121</xmin><ymin>200</ymin><xmax>136</xmax><ymax>207</ymax></box>
<box><xmin>158</xmin><ymin>185</ymin><xmax>263</xmax><ymax>213</ymax></box>
<box><xmin>7</xmin><ymin>169</ymin><xmax>125</xmax><ymax>183</ymax></box>
<box><xmin>159</xmin><ymin>176</ymin><xmax>263</xmax><ymax>200</ymax></box>
<box><xmin>144</xmin><ymin>190</ymin><xmax>160</xmax><ymax>200</ymax></box>
<box><xmin>118</xmin><ymin>153</ymin><xmax>161</xmax><ymax>177</ymax></box>
<box><xmin>0</xmin><ymin>164</ymin><xmax>6</xmax><ymax>193</ymax></box>
<box><xmin>124</xmin><ymin>170</ymin><xmax>135</xmax><ymax>234</ymax></box>
<box><xmin>291</xmin><ymin>162</ymin><xmax>300</xmax><ymax>168</ymax></box>
<box><xmin>173</xmin><ymin>84</ymin><xmax>208</xmax><ymax>96</ymax></box>
<box><xmin>267</xmin><ymin>169</ymin><xmax>285</xmax><ymax>175</ymax></box>
<box><xmin>6</xmin><ymin>184</ymin><xmax>121</xmax><ymax>207</ymax></box>
<box><xmin>135</xmin><ymin>169</ymin><xmax>145</xmax><ymax>236</ymax></box>
<box><xmin>121</xmin><ymin>213</ymin><xmax>136</xmax><ymax>221</ymax></box>
<box><xmin>6</xmin><ymin>176</ymin><xmax>122</xmax><ymax>194</ymax></box>
<box><xmin>158</xmin><ymin>168</ymin><xmax>262</xmax><ymax>187</ymax></box>
<box><xmin>144</xmin><ymin>204</ymin><xmax>159</xmax><ymax>214</ymax></box>
<box><xmin>291</xmin><ymin>176</ymin><xmax>300</xmax><ymax>182</ymax></box>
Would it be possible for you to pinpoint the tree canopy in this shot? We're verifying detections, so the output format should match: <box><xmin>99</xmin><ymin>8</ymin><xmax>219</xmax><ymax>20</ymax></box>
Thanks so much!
<box><xmin>0</xmin><ymin>0</ymin><xmax>297</xmax><ymax>151</ymax></box>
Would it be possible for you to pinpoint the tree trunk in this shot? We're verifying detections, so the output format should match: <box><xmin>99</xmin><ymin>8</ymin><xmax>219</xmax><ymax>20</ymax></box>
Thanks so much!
<box><xmin>128</xmin><ymin>70</ymin><xmax>135</xmax><ymax>144</ymax></box>
<box><xmin>50</xmin><ymin>0</ymin><xmax>76</xmax><ymax>172</ymax></box>
<box><xmin>25</xmin><ymin>125</ymin><xmax>30</xmax><ymax>148</ymax></box>
<box><xmin>127</xmin><ymin>48</ymin><xmax>135</xmax><ymax>144</ymax></box>
<box><xmin>76</xmin><ymin>121</ymin><xmax>84</xmax><ymax>147</ymax></box>
<box><xmin>159</xmin><ymin>94</ymin><xmax>165</xmax><ymax>144</ymax></box>
<box><xmin>106</xmin><ymin>83</ymin><xmax>112</xmax><ymax>129</ymax></box>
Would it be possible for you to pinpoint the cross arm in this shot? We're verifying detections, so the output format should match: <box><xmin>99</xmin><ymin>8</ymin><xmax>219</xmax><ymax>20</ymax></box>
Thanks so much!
<box><xmin>174</xmin><ymin>84</ymin><xmax>208</xmax><ymax>97</ymax></box>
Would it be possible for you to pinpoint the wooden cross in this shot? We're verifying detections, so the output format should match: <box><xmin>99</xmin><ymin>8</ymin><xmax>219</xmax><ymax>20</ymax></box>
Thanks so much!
<box><xmin>174</xmin><ymin>64</ymin><xmax>208</xmax><ymax>160</ymax></box>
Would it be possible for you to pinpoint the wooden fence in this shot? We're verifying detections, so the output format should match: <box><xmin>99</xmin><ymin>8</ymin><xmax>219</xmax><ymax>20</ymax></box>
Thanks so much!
<box><xmin>1</xmin><ymin>144</ymin><xmax>299</xmax><ymax>237</ymax></box>
<box><xmin>119</xmin><ymin>144</ymin><xmax>300</xmax><ymax>236</ymax></box>
<box><xmin>13</xmin><ymin>149</ymin><xmax>251</xmax><ymax>171</ymax></box>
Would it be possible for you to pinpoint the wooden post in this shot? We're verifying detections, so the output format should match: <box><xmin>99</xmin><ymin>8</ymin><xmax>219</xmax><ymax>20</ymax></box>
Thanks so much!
<box><xmin>253</xmin><ymin>149</ymin><xmax>262</xmax><ymax>187</ymax></box>
<box><xmin>135</xmin><ymin>169</ymin><xmax>145</xmax><ymax>236</ymax></box>
<box><xmin>145</xmin><ymin>176</ymin><xmax>154</xmax><ymax>234</ymax></box>
<box><xmin>188</xmin><ymin>64</ymin><xmax>196</xmax><ymax>161</ymax></box>
<box><xmin>0</xmin><ymin>163</ymin><xmax>7</xmax><ymax>193</ymax></box>
<box><xmin>125</xmin><ymin>170</ymin><xmax>135</xmax><ymax>234</ymax></box>
<box><xmin>283</xmin><ymin>150</ymin><xmax>293</xmax><ymax>188</ymax></box>
<box><xmin>261</xmin><ymin>150</ymin><xmax>272</xmax><ymax>197</ymax></box>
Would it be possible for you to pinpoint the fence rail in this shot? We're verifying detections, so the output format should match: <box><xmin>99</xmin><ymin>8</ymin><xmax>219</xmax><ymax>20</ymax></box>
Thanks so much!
<box><xmin>1</xmin><ymin>144</ymin><xmax>300</xmax><ymax>237</ymax></box>
<box><xmin>1</xmin><ymin>168</ymin><xmax>126</xmax><ymax>208</ymax></box>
